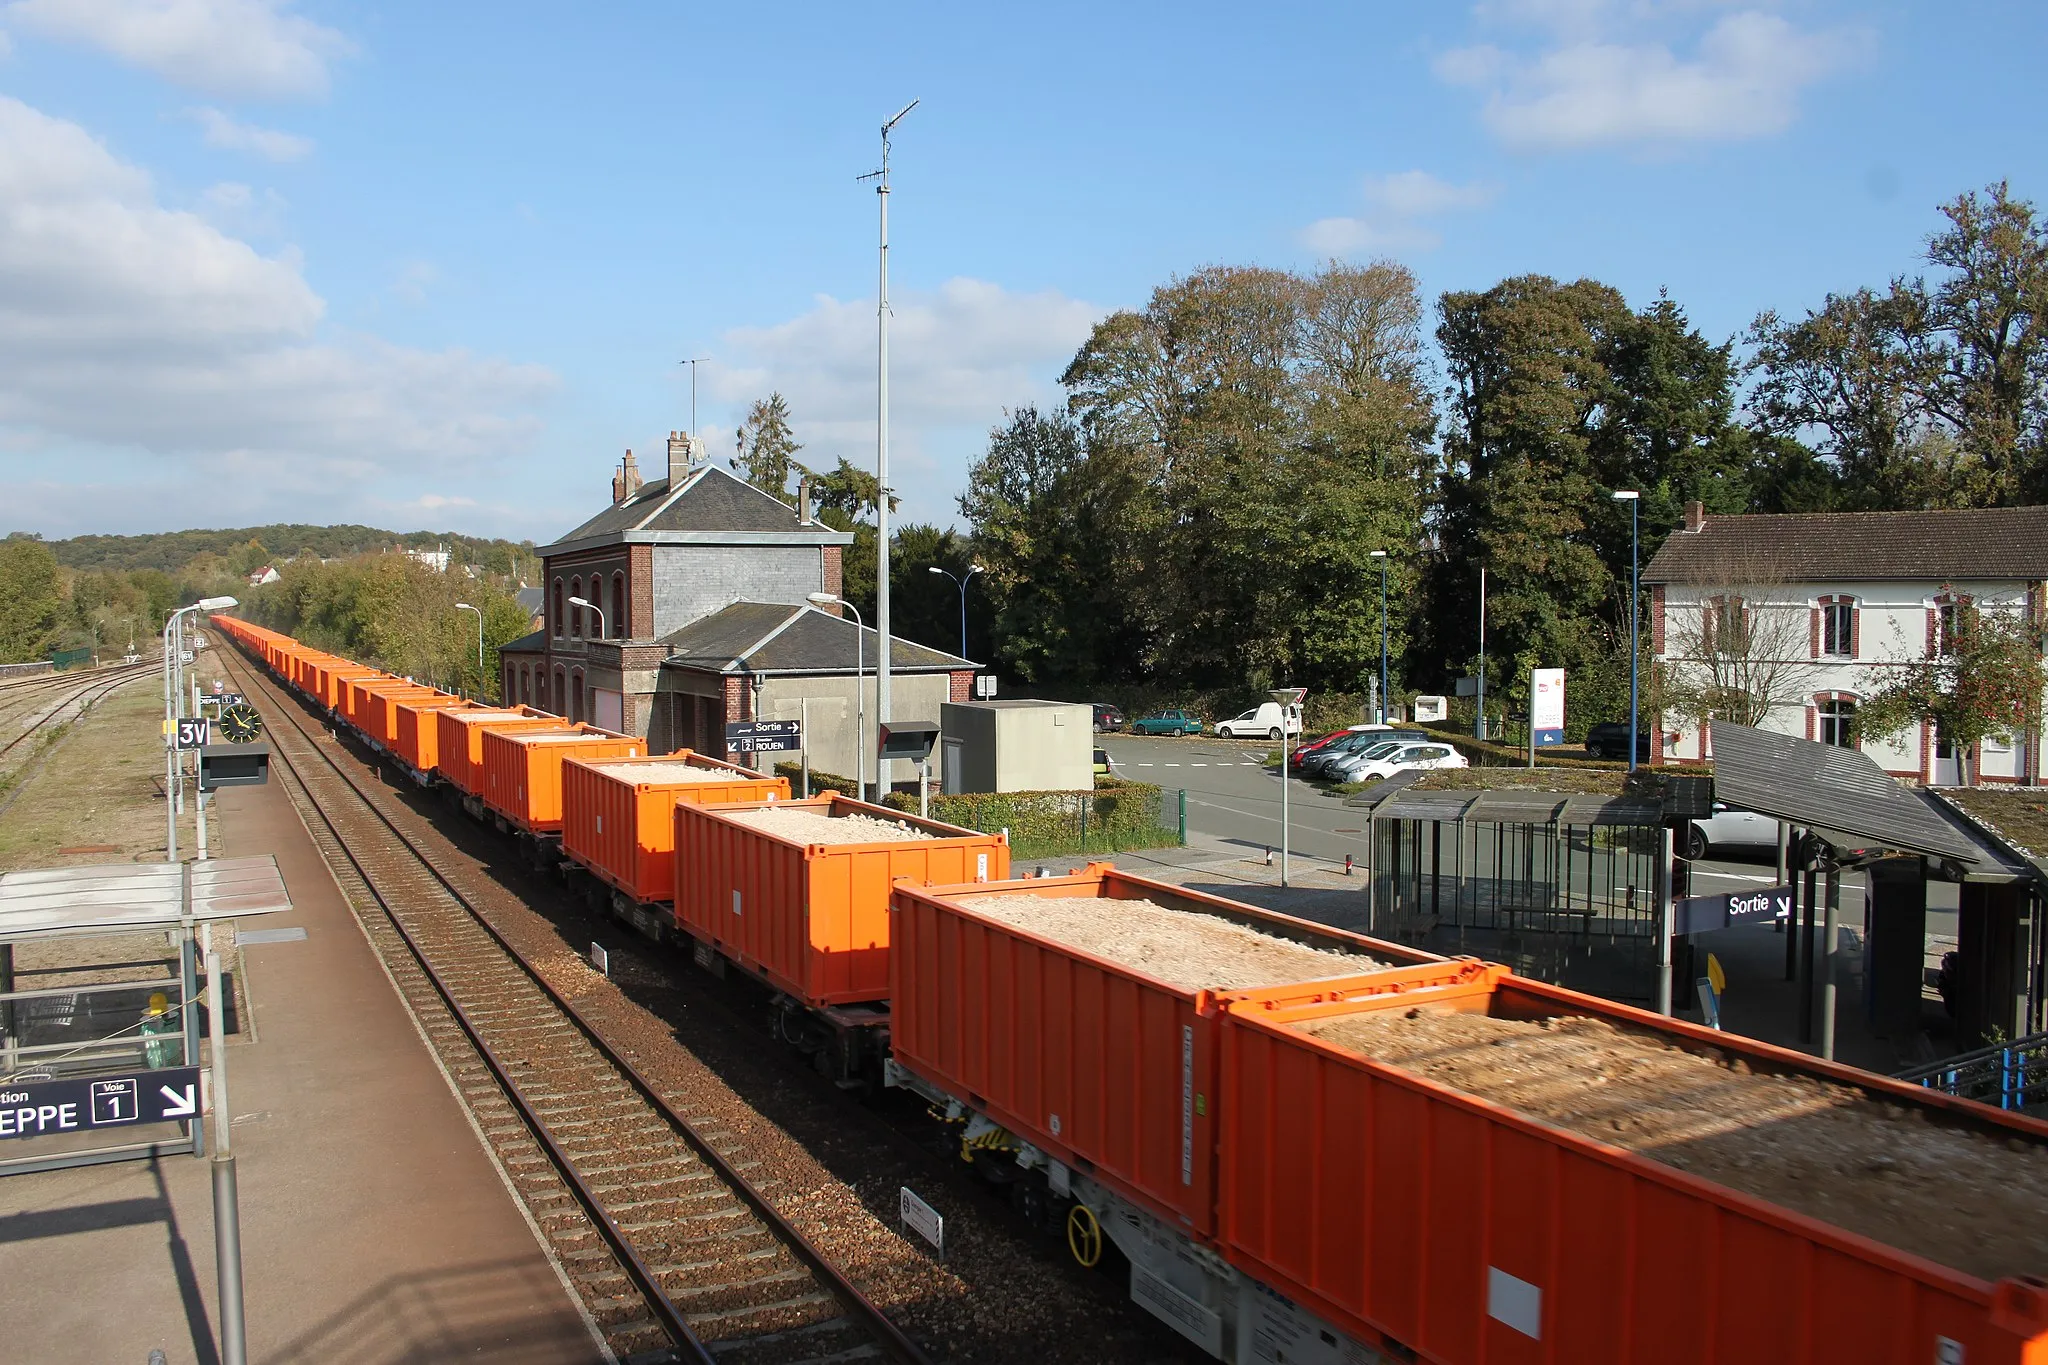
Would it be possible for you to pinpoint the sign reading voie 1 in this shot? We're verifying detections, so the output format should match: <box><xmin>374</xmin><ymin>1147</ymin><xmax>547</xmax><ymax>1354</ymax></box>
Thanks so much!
<box><xmin>724</xmin><ymin>719</ymin><xmax>802</xmax><ymax>754</ymax></box>
<box><xmin>0</xmin><ymin>1066</ymin><xmax>201</xmax><ymax>1139</ymax></box>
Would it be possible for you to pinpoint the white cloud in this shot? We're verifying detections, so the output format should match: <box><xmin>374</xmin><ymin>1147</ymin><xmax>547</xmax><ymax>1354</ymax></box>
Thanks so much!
<box><xmin>392</xmin><ymin>258</ymin><xmax>437</xmax><ymax>306</ymax></box>
<box><xmin>189</xmin><ymin>105</ymin><xmax>309</xmax><ymax>160</ymax></box>
<box><xmin>0</xmin><ymin>95</ymin><xmax>555</xmax><ymax>531</ymax></box>
<box><xmin>707</xmin><ymin>278</ymin><xmax>1101</xmax><ymax>523</ymax></box>
<box><xmin>1302</xmin><ymin>170</ymin><xmax>1497</xmax><ymax>257</ymax></box>
<box><xmin>412</xmin><ymin>493</ymin><xmax>477</xmax><ymax>511</ymax></box>
<box><xmin>1437</xmin><ymin>5</ymin><xmax>1868</xmax><ymax>151</ymax></box>
<box><xmin>6</xmin><ymin>0</ymin><xmax>352</xmax><ymax>99</ymax></box>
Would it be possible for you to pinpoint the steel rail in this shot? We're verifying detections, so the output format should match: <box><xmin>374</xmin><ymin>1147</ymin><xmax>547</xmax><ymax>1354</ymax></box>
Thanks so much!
<box><xmin>0</xmin><ymin>666</ymin><xmax>154</xmax><ymax>760</ymax></box>
<box><xmin>223</xmin><ymin>645</ymin><xmax>934</xmax><ymax>1365</ymax></box>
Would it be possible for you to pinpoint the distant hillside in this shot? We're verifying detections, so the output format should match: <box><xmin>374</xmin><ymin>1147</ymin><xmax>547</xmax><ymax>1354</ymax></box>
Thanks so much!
<box><xmin>48</xmin><ymin>524</ymin><xmax>537</xmax><ymax>577</ymax></box>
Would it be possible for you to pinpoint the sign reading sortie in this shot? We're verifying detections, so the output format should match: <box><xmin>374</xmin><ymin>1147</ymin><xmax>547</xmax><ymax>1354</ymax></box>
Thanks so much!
<box><xmin>1674</xmin><ymin>884</ymin><xmax>1793</xmax><ymax>936</ymax></box>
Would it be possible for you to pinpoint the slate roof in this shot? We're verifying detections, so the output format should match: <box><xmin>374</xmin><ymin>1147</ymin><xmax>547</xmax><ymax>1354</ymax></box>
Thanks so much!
<box><xmin>515</xmin><ymin>587</ymin><xmax>545</xmax><ymax>615</ymax></box>
<box><xmin>539</xmin><ymin>464</ymin><xmax>853</xmax><ymax>555</ymax></box>
<box><xmin>1644</xmin><ymin>506</ymin><xmax>2048</xmax><ymax>585</ymax></box>
<box><xmin>659</xmin><ymin>602</ymin><xmax>974</xmax><ymax>675</ymax></box>
<box><xmin>499</xmin><ymin>628</ymin><xmax>546</xmax><ymax>655</ymax></box>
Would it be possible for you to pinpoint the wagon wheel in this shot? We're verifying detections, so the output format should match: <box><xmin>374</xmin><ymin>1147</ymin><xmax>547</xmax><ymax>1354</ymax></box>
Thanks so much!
<box><xmin>1066</xmin><ymin>1203</ymin><xmax>1105</xmax><ymax>1268</ymax></box>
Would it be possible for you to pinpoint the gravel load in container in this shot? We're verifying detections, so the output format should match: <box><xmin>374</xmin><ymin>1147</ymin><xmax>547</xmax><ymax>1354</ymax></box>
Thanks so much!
<box><xmin>721</xmin><ymin>806</ymin><xmax>935</xmax><ymax>845</ymax></box>
<box><xmin>1302</xmin><ymin>1005</ymin><xmax>2048</xmax><ymax>1282</ymax></box>
<box><xmin>578</xmin><ymin>760</ymin><xmax>740</xmax><ymax>784</ymax></box>
<box><xmin>953</xmin><ymin>892</ymin><xmax>1388</xmax><ymax>990</ymax></box>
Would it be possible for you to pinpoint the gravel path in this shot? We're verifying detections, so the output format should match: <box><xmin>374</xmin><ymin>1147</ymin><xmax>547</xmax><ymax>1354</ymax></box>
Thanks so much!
<box><xmin>1302</xmin><ymin>1006</ymin><xmax>2048</xmax><ymax>1282</ymax></box>
<box><xmin>953</xmin><ymin>892</ymin><xmax>1385</xmax><ymax>990</ymax></box>
<box><xmin>724</xmin><ymin>806</ymin><xmax>936</xmax><ymax>844</ymax></box>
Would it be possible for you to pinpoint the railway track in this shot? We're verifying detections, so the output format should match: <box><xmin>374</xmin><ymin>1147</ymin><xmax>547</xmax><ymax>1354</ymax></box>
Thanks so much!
<box><xmin>223</xmin><ymin>650</ymin><xmax>936</xmax><ymax>1365</ymax></box>
<box><xmin>0</xmin><ymin>662</ymin><xmax>155</xmax><ymax>763</ymax></box>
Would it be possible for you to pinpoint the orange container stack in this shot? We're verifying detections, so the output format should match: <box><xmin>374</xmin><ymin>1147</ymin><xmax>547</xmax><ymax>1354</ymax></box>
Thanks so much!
<box><xmin>435</xmin><ymin>707</ymin><xmax>559</xmax><ymax>799</ymax></box>
<box><xmin>560</xmin><ymin>752</ymin><xmax>789</xmax><ymax>905</ymax></box>
<box><xmin>393</xmin><ymin>696</ymin><xmax>483</xmax><ymax>777</ymax></box>
<box><xmin>480</xmin><ymin>726</ymin><xmax>643</xmax><ymax>833</ymax></box>
<box><xmin>358</xmin><ymin>683</ymin><xmax>447</xmax><ymax>748</ymax></box>
<box><xmin>1216</xmin><ymin>964</ymin><xmax>2048</xmax><ymax>1365</ymax></box>
<box><xmin>675</xmin><ymin>794</ymin><xmax>1010</xmax><ymax>1009</ymax></box>
<box><xmin>888</xmin><ymin>863</ymin><xmax>1448</xmax><ymax>1238</ymax></box>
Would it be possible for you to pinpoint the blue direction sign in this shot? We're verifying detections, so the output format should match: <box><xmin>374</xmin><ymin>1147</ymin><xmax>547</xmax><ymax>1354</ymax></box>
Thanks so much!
<box><xmin>1674</xmin><ymin>884</ymin><xmax>1793</xmax><ymax>936</ymax></box>
<box><xmin>725</xmin><ymin>719</ymin><xmax>802</xmax><ymax>755</ymax></box>
<box><xmin>0</xmin><ymin>1067</ymin><xmax>201</xmax><ymax>1140</ymax></box>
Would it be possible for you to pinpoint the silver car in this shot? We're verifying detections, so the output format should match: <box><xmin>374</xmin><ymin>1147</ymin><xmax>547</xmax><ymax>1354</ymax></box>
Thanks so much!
<box><xmin>1684</xmin><ymin>803</ymin><xmax>1778</xmax><ymax>860</ymax></box>
<box><xmin>1310</xmin><ymin>739</ymin><xmax>1408</xmax><ymax>779</ymax></box>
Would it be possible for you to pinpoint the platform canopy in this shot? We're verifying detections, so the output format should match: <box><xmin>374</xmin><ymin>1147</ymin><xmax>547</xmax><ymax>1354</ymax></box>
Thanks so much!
<box><xmin>0</xmin><ymin>856</ymin><xmax>291</xmax><ymax>940</ymax></box>
<box><xmin>1705</xmin><ymin>723</ymin><xmax>1986</xmax><ymax>866</ymax></box>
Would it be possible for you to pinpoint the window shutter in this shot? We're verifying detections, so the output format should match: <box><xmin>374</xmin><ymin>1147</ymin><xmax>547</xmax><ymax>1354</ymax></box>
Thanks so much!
<box><xmin>1849</xmin><ymin>599</ymin><xmax>1860</xmax><ymax>657</ymax></box>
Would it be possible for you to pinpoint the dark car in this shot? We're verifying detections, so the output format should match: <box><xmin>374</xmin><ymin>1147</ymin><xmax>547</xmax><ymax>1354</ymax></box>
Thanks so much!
<box><xmin>1131</xmin><ymin>708</ymin><xmax>1203</xmax><ymax>736</ymax></box>
<box><xmin>1092</xmin><ymin>703</ymin><xmax>1126</xmax><ymax>732</ymax></box>
<box><xmin>1585</xmin><ymin>722</ymin><xmax>1651</xmax><ymax>761</ymax></box>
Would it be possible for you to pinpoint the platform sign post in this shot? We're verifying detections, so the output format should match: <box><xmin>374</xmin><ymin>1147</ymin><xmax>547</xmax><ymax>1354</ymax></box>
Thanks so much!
<box><xmin>900</xmin><ymin>1185</ymin><xmax>944</xmax><ymax>1261</ymax></box>
<box><xmin>206</xmin><ymin>946</ymin><xmax>248</xmax><ymax>1365</ymax></box>
<box><xmin>1529</xmin><ymin>668</ymin><xmax>1565</xmax><ymax>767</ymax></box>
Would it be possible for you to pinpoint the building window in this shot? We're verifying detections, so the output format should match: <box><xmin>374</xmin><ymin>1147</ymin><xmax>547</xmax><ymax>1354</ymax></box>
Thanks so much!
<box><xmin>552</xmin><ymin>578</ymin><xmax>564</xmax><ymax>638</ymax></box>
<box><xmin>572</xmin><ymin>671</ymin><xmax>585</xmax><ymax>724</ymax></box>
<box><xmin>612</xmin><ymin>571</ymin><xmax>626</xmax><ymax>638</ymax></box>
<box><xmin>520</xmin><ymin>669</ymin><xmax>530</xmax><ymax>704</ymax></box>
<box><xmin>1706</xmin><ymin>595</ymin><xmax>1750</xmax><ymax>656</ymax></box>
<box><xmin>1818</xmin><ymin>697</ymin><xmax>1856</xmax><ymax>748</ymax></box>
<box><xmin>569</xmin><ymin>576</ymin><xmax>583</xmax><ymax>638</ymax></box>
<box><xmin>1934</xmin><ymin>592</ymin><xmax>1974</xmax><ymax>657</ymax></box>
<box><xmin>1821</xmin><ymin>599</ymin><xmax>1854</xmax><ymax>657</ymax></box>
<box><xmin>553</xmin><ymin>666</ymin><xmax>566</xmax><ymax>715</ymax></box>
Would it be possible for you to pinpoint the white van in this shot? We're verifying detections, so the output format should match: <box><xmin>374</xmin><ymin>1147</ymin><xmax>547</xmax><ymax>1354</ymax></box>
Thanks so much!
<box><xmin>1213</xmin><ymin>700</ymin><xmax>1305</xmax><ymax>740</ymax></box>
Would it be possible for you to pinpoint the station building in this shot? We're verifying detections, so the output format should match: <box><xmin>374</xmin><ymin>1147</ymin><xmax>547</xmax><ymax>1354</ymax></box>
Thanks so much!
<box><xmin>1647</xmin><ymin>502</ymin><xmax>2048</xmax><ymax>784</ymax></box>
<box><xmin>500</xmin><ymin>437</ymin><xmax>974</xmax><ymax>772</ymax></box>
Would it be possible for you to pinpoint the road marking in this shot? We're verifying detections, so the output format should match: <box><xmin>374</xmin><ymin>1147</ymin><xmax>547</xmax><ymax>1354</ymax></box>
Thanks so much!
<box><xmin>1165</xmin><ymin>763</ymin><xmax>1180</xmax><ymax>767</ymax></box>
<box><xmin>1191</xmin><ymin>763</ymin><xmax>1207</xmax><ymax>767</ymax></box>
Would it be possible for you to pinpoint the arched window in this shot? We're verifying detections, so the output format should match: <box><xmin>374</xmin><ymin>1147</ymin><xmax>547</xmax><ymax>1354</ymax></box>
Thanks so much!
<box><xmin>572</xmin><ymin>670</ymin><xmax>585</xmax><ymax>724</ymax></box>
<box><xmin>553</xmin><ymin>666</ymin><xmax>567</xmax><ymax>716</ymax></box>
<box><xmin>612</xmin><ymin>571</ymin><xmax>626</xmax><ymax>638</ymax></box>
<box><xmin>519</xmin><ymin>669</ymin><xmax>530</xmax><ymax>704</ymax></box>
<box><xmin>552</xmin><ymin>579</ymin><xmax>564</xmax><ymax>638</ymax></box>
<box><xmin>569</xmin><ymin>577</ymin><xmax>583</xmax><ymax>638</ymax></box>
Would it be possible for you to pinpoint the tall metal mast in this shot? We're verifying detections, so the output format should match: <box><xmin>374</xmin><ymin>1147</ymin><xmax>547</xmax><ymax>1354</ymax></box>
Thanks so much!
<box><xmin>862</xmin><ymin>98</ymin><xmax>916</xmax><ymax>792</ymax></box>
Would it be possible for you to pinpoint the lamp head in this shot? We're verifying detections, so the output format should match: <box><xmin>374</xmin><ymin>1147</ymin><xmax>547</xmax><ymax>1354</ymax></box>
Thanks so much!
<box><xmin>455</xmin><ymin>601</ymin><xmax>474</xmax><ymax>610</ymax></box>
<box><xmin>1611</xmin><ymin>490</ymin><xmax>1640</xmax><ymax>501</ymax></box>
<box><xmin>807</xmin><ymin>592</ymin><xmax>840</xmax><ymax>608</ymax></box>
<box><xmin>967</xmin><ymin>564</ymin><xmax>984</xmax><ymax>576</ymax></box>
<box><xmin>196</xmin><ymin>595</ymin><xmax>238</xmax><ymax>611</ymax></box>
<box><xmin>1369</xmin><ymin>550</ymin><xmax>1388</xmax><ymax>559</ymax></box>
<box><xmin>927</xmin><ymin>566</ymin><xmax>945</xmax><ymax>576</ymax></box>
<box><xmin>568</xmin><ymin>596</ymin><xmax>594</xmax><ymax>609</ymax></box>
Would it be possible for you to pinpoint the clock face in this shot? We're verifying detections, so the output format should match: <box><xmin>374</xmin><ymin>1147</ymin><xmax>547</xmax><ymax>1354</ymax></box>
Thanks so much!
<box><xmin>219</xmin><ymin>702</ymin><xmax>263</xmax><ymax>743</ymax></box>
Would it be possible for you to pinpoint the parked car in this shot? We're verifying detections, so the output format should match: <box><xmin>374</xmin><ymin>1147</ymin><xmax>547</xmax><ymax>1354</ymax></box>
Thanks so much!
<box><xmin>1316</xmin><ymin>740</ymin><xmax>1415</xmax><ymax>781</ymax></box>
<box><xmin>1301</xmin><ymin>728</ymin><xmax>1429</xmax><ymax>777</ymax></box>
<box><xmin>1584</xmin><ymin>721</ymin><xmax>1652</xmax><ymax>762</ymax></box>
<box><xmin>1131</xmin><ymin>708</ymin><xmax>1204</xmax><ymax>736</ymax></box>
<box><xmin>1290</xmin><ymin>724</ymin><xmax>1427</xmax><ymax>771</ymax></box>
<box><xmin>1344</xmin><ymin>742</ymin><xmax>1469</xmax><ymax>782</ymax></box>
<box><xmin>1092</xmin><ymin>703</ymin><xmax>1126</xmax><ymax>732</ymax></box>
<box><xmin>1093</xmin><ymin>747</ymin><xmax>1112</xmax><ymax>778</ymax></box>
<box><xmin>1684</xmin><ymin>803</ymin><xmax>1778</xmax><ymax>861</ymax></box>
<box><xmin>1214</xmin><ymin>700</ymin><xmax>1305</xmax><ymax>740</ymax></box>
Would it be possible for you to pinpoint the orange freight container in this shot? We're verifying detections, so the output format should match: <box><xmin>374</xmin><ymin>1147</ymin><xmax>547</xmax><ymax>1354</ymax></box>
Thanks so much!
<box><xmin>357</xmin><ymin>683</ymin><xmax>445</xmax><ymax>748</ymax></box>
<box><xmin>393</xmin><ymin>696</ymin><xmax>481</xmax><ymax>777</ymax></box>
<box><xmin>888</xmin><ymin>864</ymin><xmax>1448</xmax><ymax>1239</ymax></box>
<box><xmin>435</xmin><ymin>707</ymin><xmax>558</xmax><ymax>799</ymax></box>
<box><xmin>480</xmin><ymin>727</ymin><xmax>643</xmax><ymax>833</ymax></box>
<box><xmin>676</xmin><ymin>794</ymin><xmax>1011</xmax><ymax>1010</ymax></box>
<box><xmin>341</xmin><ymin>675</ymin><xmax>410</xmax><ymax>732</ymax></box>
<box><xmin>561</xmin><ymin>753</ymin><xmax>789</xmax><ymax>904</ymax></box>
<box><xmin>1217</xmin><ymin>964</ymin><xmax>2048</xmax><ymax>1365</ymax></box>
<box><xmin>324</xmin><ymin>666</ymin><xmax>383</xmax><ymax>713</ymax></box>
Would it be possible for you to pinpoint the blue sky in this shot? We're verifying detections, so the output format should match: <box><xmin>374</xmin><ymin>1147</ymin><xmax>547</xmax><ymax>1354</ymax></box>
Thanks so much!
<box><xmin>1</xmin><ymin>0</ymin><xmax>2042</xmax><ymax>544</ymax></box>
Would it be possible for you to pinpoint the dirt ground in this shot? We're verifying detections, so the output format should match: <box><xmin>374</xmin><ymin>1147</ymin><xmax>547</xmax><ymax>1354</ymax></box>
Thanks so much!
<box><xmin>1302</xmin><ymin>1005</ymin><xmax>2048</xmax><ymax>1282</ymax></box>
<box><xmin>954</xmin><ymin>892</ymin><xmax>1386</xmax><ymax>990</ymax></box>
<box><xmin>1944</xmin><ymin>788</ymin><xmax>2048</xmax><ymax>859</ymax></box>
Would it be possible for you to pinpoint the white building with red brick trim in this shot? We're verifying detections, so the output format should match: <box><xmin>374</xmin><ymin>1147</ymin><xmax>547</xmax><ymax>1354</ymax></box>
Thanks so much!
<box><xmin>1644</xmin><ymin>502</ymin><xmax>2048</xmax><ymax>784</ymax></box>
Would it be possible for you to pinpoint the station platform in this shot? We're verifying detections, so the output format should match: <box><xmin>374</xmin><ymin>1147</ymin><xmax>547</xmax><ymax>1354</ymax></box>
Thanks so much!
<box><xmin>0</xmin><ymin>755</ymin><xmax>605</xmax><ymax>1361</ymax></box>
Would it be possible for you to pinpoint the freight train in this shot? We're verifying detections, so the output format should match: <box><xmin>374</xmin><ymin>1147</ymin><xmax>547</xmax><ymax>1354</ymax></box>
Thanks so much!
<box><xmin>215</xmin><ymin>616</ymin><xmax>2048</xmax><ymax>1365</ymax></box>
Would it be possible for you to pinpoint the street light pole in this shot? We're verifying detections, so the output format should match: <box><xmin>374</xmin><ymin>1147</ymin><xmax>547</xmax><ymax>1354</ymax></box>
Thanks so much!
<box><xmin>926</xmin><ymin>564</ymin><xmax>983</xmax><ymax>659</ymax></box>
<box><xmin>454</xmin><ymin>602</ymin><xmax>484</xmax><ymax>671</ymax></box>
<box><xmin>864</xmin><ymin>99</ymin><xmax>917</xmax><ymax>799</ymax></box>
<box><xmin>809</xmin><ymin>593</ymin><xmax>867</xmax><ymax>801</ymax></box>
<box><xmin>1370</xmin><ymin>551</ymin><xmax>1390</xmax><ymax>724</ymax></box>
<box><xmin>1613</xmin><ymin>491</ymin><xmax>1641</xmax><ymax>771</ymax></box>
<box><xmin>161</xmin><ymin>597</ymin><xmax>238</xmax><ymax>863</ymax></box>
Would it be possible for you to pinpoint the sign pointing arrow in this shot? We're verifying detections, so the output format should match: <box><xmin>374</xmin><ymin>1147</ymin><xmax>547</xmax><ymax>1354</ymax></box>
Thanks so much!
<box><xmin>159</xmin><ymin>1084</ymin><xmax>197</xmax><ymax>1119</ymax></box>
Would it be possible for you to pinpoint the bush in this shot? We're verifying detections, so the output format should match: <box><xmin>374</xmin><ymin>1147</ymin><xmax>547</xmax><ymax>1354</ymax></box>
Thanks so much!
<box><xmin>885</xmin><ymin>781</ymin><xmax>1181</xmax><ymax>858</ymax></box>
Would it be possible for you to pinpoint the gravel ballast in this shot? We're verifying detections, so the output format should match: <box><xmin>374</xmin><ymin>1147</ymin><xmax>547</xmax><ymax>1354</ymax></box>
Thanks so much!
<box><xmin>1300</xmin><ymin>1006</ymin><xmax>2048</xmax><ymax>1282</ymax></box>
<box><xmin>954</xmin><ymin>892</ymin><xmax>1384</xmax><ymax>990</ymax></box>
<box><xmin>722</xmin><ymin>806</ymin><xmax>937</xmax><ymax>845</ymax></box>
<box><xmin>584</xmin><ymin>760</ymin><xmax>753</xmax><ymax>784</ymax></box>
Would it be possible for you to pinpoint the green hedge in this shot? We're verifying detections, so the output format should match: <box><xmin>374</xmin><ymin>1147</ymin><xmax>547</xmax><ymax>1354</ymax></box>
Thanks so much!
<box><xmin>887</xmin><ymin>782</ymin><xmax>1181</xmax><ymax>859</ymax></box>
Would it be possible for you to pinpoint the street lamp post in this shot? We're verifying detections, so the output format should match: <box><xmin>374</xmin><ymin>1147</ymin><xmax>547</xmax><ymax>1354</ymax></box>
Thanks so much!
<box><xmin>926</xmin><ymin>564</ymin><xmax>983</xmax><ymax>659</ymax></box>
<box><xmin>162</xmin><ymin>597</ymin><xmax>238</xmax><ymax>863</ymax></box>
<box><xmin>454</xmin><ymin>602</ymin><xmax>484</xmax><ymax>673</ymax></box>
<box><xmin>1369</xmin><ymin>550</ymin><xmax>1390</xmax><ymax>724</ymax></box>
<box><xmin>1612</xmin><ymin>491</ymin><xmax>1641</xmax><ymax>771</ymax></box>
<box><xmin>808</xmin><ymin>593</ymin><xmax>866</xmax><ymax>801</ymax></box>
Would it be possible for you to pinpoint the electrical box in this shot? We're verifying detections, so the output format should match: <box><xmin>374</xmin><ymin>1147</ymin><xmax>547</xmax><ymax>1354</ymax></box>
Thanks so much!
<box><xmin>199</xmin><ymin>743</ymin><xmax>270</xmax><ymax>791</ymax></box>
<box><xmin>877</xmin><ymin>721</ymin><xmax>941</xmax><ymax>763</ymax></box>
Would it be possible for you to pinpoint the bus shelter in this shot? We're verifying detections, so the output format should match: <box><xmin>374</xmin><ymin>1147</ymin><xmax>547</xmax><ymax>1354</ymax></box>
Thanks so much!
<box><xmin>0</xmin><ymin>856</ymin><xmax>289</xmax><ymax>1174</ymax></box>
<box><xmin>1357</xmin><ymin>783</ymin><xmax>1670</xmax><ymax>1002</ymax></box>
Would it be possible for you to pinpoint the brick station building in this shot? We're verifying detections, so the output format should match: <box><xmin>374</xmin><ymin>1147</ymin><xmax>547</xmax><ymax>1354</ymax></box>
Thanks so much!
<box><xmin>501</xmin><ymin>436</ymin><xmax>973</xmax><ymax>772</ymax></box>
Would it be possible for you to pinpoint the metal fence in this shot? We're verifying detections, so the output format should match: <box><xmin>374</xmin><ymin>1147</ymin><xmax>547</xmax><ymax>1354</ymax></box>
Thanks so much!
<box><xmin>1896</xmin><ymin>1032</ymin><xmax>2048</xmax><ymax>1113</ymax></box>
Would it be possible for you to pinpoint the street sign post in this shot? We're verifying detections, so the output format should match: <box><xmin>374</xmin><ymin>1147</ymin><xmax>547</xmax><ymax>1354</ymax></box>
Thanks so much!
<box><xmin>1530</xmin><ymin>668</ymin><xmax>1565</xmax><ymax>748</ymax></box>
<box><xmin>723</xmin><ymin>719</ymin><xmax>802</xmax><ymax>755</ymax></box>
<box><xmin>900</xmin><ymin>1185</ymin><xmax>945</xmax><ymax>1260</ymax></box>
<box><xmin>0</xmin><ymin>1066</ymin><xmax>201</xmax><ymax>1140</ymax></box>
<box><xmin>175</xmin><ymin>716</ymin><xmax>211</xmax><ymax>750</ymax></box>
<box><xmin>1674</xmin><ymin>884</ymin><xmax>1793</xmax><ymax>936</ymax></box>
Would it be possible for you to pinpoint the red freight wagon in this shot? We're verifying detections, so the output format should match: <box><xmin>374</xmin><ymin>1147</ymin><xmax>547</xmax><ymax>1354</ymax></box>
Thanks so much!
<box><xmin>1218</xmin><ymin>963</ymin><xmax>2048</xmax><ymax>1365</ymax></box>
<box><xmin>560</xmin><ymin>752</ymin><xmax>788</xmax><ymax>905</ymax></box>
<box><xmin>435</xmin><ymin>708</ymin><xmax>559</xmax><ymax>799</ymax></box>
<box><xmin>887</xmin><ymin>863</ymin><xmax>1449</xmax><ymax>1243</ymax></box>
<box><xmin>479</xmin><ymin>727</ymin><xmax>642</xmax><ymax>834</ymax></box>
<box><xmin>677</xmin><ymin>794</ymin><xmax>1010</xmax><ymax>1014</ymax></box>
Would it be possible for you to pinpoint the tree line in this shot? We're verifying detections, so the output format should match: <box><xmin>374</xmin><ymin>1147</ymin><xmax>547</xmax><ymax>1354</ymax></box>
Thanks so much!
<box><xmin>728</xmin><ymin>180</ymin><xmax>2048</xmax><ymax>732</ymax></box>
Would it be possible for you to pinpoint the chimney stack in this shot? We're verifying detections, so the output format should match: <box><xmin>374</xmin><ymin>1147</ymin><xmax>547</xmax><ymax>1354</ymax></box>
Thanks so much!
<box><xmin>797</xmin><ymin>474</ymin><xmax>812</xmax><ymax>524</ymax></box>
<box><xmin>614</xmin><ymin>448</ymin><xmax>643</xmax><ymax>506</ymax></box>
<box><xmin>668</xmin><ymin>430</ymin><xmax>690</xmax><ymax>478</ymax></box>
<box><xmin>1684</xmin><ymin>499</ymin><xmax>1705</xmax><ymax>533</ymax></box>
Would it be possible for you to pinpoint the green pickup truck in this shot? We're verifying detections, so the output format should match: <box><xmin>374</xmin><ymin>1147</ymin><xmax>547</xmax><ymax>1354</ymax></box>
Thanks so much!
<box><xmin>1131</xmin><ymin>708</ymin><xmax>1203</xmax><ymax>736</ymax></box>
